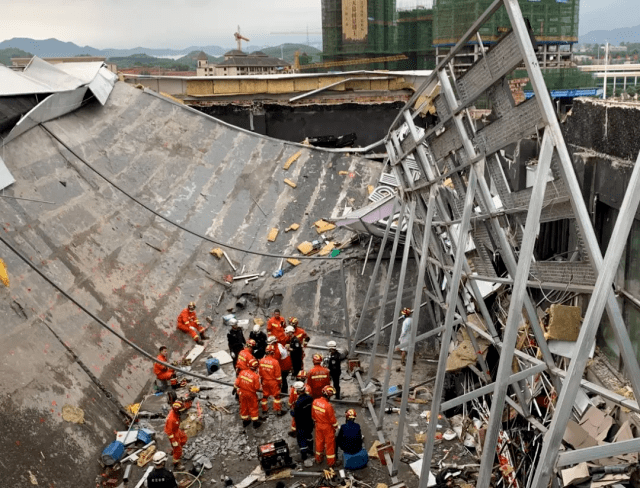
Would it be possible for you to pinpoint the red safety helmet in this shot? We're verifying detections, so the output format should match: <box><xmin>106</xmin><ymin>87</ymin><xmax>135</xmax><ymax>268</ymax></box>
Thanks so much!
<box><xmin>172</xmin><ymin>401</ymin><xmax>183</xmax><ymax>411</ymax></box>
<box><xmin>246</xmin><ymin>339</ymin><xmax>256</xmax><ymax>348</ymax></box>
<box><xmin>296</xmin><ymin>370</ymin><xmax>308</xmax><ymax>381</ymax></box>
<box><xmin>312</xmin><ymin>354</ymin><xmax>323</xmax><ymax>365</ymax></box>
<box><xmin>346</xmin><ymin>409</ymin><xmax>357</xmax><ymax>420</ymax></box>
<box><xmin>322</xmin><ymin>385</ymin><xmax>336</xmax><ymax>398</ymax></box>
<box><xmin>249</xmin><ymin>358</ymin><xmax>259</xmax><ymax>370</ymax></box>
<box><xmin>401</xmin><ymin>308</ymin><xmax>411</xmax><ymax>316</ymax></box>
<box><xmin>188</xmin><ymin>302</ymin><xmax>196</xmax><ymax>310</ymax></box>
<box><xmin>265</xmin><ymin>344</ymin><xmax>276</xmax><ymax>355</ymax></box>
<box><xmin>289</xmin><ymin>317</ymin><xmax>299</xmax><ymax>326</ymax></box>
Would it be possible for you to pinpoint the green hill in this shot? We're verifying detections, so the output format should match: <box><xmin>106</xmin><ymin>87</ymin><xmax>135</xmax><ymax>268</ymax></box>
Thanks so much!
<box><xmin>0</xmin><ymin>47</ymin><xmax>33</xmax><ymax>66</ymax></box>
<box><xmin>174</xmin><ymin>51</ymin><xmax>223</xmax><ymax>70</ymax></box>
<box><xmin>261</xmin><ymin>44</ymin><xmax>322</xmax><ymax>64</ymax></box>
<box><xmin>106</xmin><ymin>53</ymin><xmax>192</xmax><ymax>71</ymax></box>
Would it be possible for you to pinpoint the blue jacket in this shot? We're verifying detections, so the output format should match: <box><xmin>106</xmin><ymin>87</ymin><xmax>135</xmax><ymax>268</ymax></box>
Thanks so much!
<box><xmin>337</xmin><ymin>420</ymin><xmax>363</xmax><ymax>454</ymax></box>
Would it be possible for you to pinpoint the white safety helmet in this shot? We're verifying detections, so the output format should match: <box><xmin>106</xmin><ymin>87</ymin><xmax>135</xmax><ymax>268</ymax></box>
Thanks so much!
<box><xmin>153</xmin><ymin>451</ymin><xmax>168</xmax><ymax>465</ymax></box>
<box><xmin>294</xmin><ymin>381</ymin><xmax>306</xmax><ymax>392</ymax></box>
<box><xmin>327</xmin><ymin>340</ymin><xmax>337</xmax><ymax>349</ymax></box>
<box><xmin>267</xmin><ymin>335</ymin><xmax>277</xmax><ymax>344</ymax></box>
<box><xmin>253</xmin><ymin>324</ymin><xmax>261</xmax><ymax>332</ymax></box>
<box><xmin>229</xmin><ymin>318</ymin><xmax>238</xmax><ymax>326</ymax></box>
<box><xmin>285</xmin><ymin>326</ymin><xmax>295</xmax><ymax>334</ymax></box>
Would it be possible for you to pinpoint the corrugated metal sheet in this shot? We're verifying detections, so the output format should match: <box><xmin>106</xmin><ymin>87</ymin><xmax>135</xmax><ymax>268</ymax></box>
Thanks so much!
<box><xmin>54</xmin><ymin>61</ymin><xmax>106</xmax><ymax>84</ymax></box>
<box><xmin>0</xmin><ymin>65</ymin><xmax>53</xmax><ymax>96</ymax></box>
<box><xmin>0</xmin><ymin>155</ymin><xmax>15</xmax><ymax>191</ymax></box>
<box><xmin>87</xmin><ymin>67</ymin><xmax>118</xmax><ymax>105</ymax></box>
<box><xmin>4</xmin><ymin>87</ymin><xmax>88</xmax><ymax>144</ymax></box>
<box><xmin>22</xmin><ymin>56</ymin><xmax>84</xmax><ymax>92</ymax></box>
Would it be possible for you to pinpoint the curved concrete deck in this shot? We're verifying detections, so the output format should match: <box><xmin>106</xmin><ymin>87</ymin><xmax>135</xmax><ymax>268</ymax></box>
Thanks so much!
<box><xmin>0</xmin><ymin>82</ymin><xmax>382</xmax><ymax>486</ymax></box>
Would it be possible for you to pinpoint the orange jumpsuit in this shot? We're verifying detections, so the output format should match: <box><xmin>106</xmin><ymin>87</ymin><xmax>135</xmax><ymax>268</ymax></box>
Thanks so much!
<box><xmin>312</xmin><ymin>397</ymin><xmax>338</xmax><ymax>466</ymax></box>
<box><xmin>275</xmin><ymin>343</ymin><xmax>292</xmax><ymax>373</ymax></box>
<box><xmin>235</xmin><ymin>369</ymin><xmax>261</xmax><ymax>421</ymax></box>
<box><xmin>293</xmin><ymin>326</ymin><xmax>309</xmax><ymax>345</ymax></box>
<box><xmin>176</xmin><ymin>308</ymin><xmax>205</xmax><ymax>341</ymax></box>
<box><xmin>236</xmin><ymin>348</ymin><xmax>256</xmax><ymax>373</ymax></box>
<box><xmin>164</xmin><ymin>409</ymin><xmax>187</xmax><ymax>463</ymax></box>
<box><xmin>288</xmin><ymin>383</ymin><xmax>312</xmax><ymax>431</ymax></box>
<box><xmin>267</xmin><ymin>315</ymin><xmax>287</xmax><ymax>344</ymax></box>
<box><xmin>259</xmin><ymin>356</ymin><xmax>282</xmax><ymax>412</ymax></box>
<box><xmin>153</xmin><ymin>353</ymin><xmax>174</xmax><ymax>381</ymax></box>
<box><xmin>308</xmin><ymin>365</ymin><xmax>331</xmax><ymax>399</ymax></box>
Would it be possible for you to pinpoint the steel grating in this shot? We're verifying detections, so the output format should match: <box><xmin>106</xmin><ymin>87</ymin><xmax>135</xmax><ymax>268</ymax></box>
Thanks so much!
<box><xmin>351</xmin><ymin>0</ymin><xmax>640</xmax><ymax>486</ymax></box>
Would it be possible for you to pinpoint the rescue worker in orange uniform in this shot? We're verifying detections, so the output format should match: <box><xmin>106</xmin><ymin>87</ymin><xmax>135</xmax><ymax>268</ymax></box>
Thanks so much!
<box><xmin>289</xmin><ymin>317</ymin><xmax>310</xmax><ymax>346</ymax></box>
<box><xmin>268</xmin><ymin>335</ymin><xmax>292</xmax><ymax>395</ymax></box>
<box><xmin>176</xmin><ymin>302</ymin><xmax>208</xmax><ymax>344</ymax></box>
<box><xmin>153</xmin><ymin>346</ymin><xmax>177</xmax><ymax>391</ymax></box>
<box><xmin>312</xmin><ymin>385</ymin><xmax>338</xmax><ymax>467</ymax></box>
<box><xmin>234</xmin><ymin>358</ymin><xmax>262</xmax><ymax>429</ymax></box>
<box><xmin>236</xmin><ymin>339</ymin><xmax>257</xmax><ymax>373</ymax></box>
<box><xmin>259</xmin><ymin>344</ymin><xmax>284</xmax><ymax>415</ymax></box>
<box><xmin>288</xmin><ymin>370</ymin><xmax>311</xmax><ymax>436</ymax></box>
<box><xmin>266</xmin><ymin>309</ymin><xmax>287</xmax><ymax>345</ymax></box>
<box><xmin>164</xmin><ymin>400</ymin><xmax>188</xmax><ymax>471</ymax></box>
<box><xmin>308</xmin><ymin>354</ymin><xmax>331</xmax><ymax>399</ymax></box>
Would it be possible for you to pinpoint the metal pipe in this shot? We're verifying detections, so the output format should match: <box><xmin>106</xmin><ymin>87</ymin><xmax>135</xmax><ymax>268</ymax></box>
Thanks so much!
<box><xmin>392</xmin><ymin>190</ymin><xmax>435</xmax><ymax>476</ymax></box>
<box><xmin>348</xmin><ymin>194</ymin><xmax>398</xmax><ymax>357</ymax></box>
<box><xmin>366</xmin><ymin>197</ymin><xmax>405</xmax><ymax>385</ymax></box>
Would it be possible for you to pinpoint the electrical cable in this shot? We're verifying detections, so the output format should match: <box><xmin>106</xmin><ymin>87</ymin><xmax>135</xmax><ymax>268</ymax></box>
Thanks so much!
<box><xmin>0</xmin><ymin>232</ymin><xmax>235</xmax><ymax>388</ymax></box>
<box><xmin>39</xmin><ymin>122</ymin><xmax>350</xmax><ymax>262</ymax></box>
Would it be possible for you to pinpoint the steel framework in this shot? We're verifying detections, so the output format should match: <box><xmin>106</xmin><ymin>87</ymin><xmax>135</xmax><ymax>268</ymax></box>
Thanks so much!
<box><xmin>351</xmin><ymin>0</ymin><xmax>640</xmax><ymax>486</ymax></box>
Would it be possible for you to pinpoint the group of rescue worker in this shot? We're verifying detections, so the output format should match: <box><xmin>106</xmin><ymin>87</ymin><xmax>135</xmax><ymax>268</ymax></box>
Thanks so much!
<box><xmin>153</xmin><ymin>302</ymin><xmax>367</xmax><ymax>473</ymax></box>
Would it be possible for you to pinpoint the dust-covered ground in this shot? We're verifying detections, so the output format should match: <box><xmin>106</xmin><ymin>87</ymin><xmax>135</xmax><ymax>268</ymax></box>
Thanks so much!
<box><xmin>112</xmin><ymin>319</ymin><xmax>478</xmax><ymax>488</ymax></box>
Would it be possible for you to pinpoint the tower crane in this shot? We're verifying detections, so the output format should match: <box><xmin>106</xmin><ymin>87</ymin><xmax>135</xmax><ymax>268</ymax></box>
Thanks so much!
<box><xmin>234</xmin><ymin>26</ymin><xmax>250</xmax><ymax>52</ymax></box>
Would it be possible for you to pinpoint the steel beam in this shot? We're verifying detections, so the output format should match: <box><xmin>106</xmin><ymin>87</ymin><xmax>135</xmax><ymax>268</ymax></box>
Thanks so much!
<box><xmin>504</xmin><ymin>0</ymin><xmax>640</xmax><ymax>429</ymax></box>
<box><xmin>530</xmin><ymin>149</ymin><xmax>640</xmax><ymax>487</ymax></box>
<box><xmin>349</xmin><ymin>189</ymin><xmax>398</xmax><ymax>357</ymax></box>
<box><xmin>419</xmin><ymin>168</ymin><xmax>479</xmax><ymax>488</ymax></box>
<box><xmin>476</xmin><ymin>128</ymin><xmax>555</xmax><ymax>488</ymax></box>
<box><xmin>557</xmin><ymin>438</ymin><xmax>640</xmax><ymax>467</ymax></box>
<box><xmin>366</xmin><ymin>198</ymin><xmax>403</xmax><ymax>384</ymax></box>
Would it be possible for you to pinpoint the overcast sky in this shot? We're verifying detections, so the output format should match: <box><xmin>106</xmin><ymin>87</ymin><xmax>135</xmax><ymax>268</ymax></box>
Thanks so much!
<box><xmin>1</xmin><ymin>0</ymin><xmax>639</xmax><ymax>49</ymax></box>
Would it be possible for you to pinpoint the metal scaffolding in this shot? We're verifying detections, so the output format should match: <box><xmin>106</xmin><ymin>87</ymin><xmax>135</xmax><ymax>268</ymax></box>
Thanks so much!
<box><xmin>353</xmin><ymin>0</ymin><xmax>640</xmax><ymax>486</ymax></box>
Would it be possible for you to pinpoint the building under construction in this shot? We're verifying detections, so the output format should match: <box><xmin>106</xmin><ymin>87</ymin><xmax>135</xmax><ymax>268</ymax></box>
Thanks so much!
<box><xmin>322</xmin><ymin>0</ymin><xmax>579</xmax><ymax>73</ymax></box>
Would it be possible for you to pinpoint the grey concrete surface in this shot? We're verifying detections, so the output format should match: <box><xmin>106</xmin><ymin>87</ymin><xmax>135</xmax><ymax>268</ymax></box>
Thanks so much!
<box><xmin>0</xmin><ymin>81</ymin><xmax>387</xmax><ymax>487</ymax></box>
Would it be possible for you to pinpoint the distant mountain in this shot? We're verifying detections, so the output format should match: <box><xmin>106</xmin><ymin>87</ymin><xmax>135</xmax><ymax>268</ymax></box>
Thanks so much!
<box><xmin>580</xmin><ymin>25</ymin><xmax>640</xmax><ymax>45</ymax></box>
<box><xmin>0</xmin><ymin>37</ymin><xmax>228</xmax><ymax>59</ymax></box>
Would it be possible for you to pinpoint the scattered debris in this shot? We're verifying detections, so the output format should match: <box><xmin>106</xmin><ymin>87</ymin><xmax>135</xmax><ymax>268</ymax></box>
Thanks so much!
<box><xmin>283</xmin><ymin>150</ymin><xmax>302</xmax><ymax>170</ymax></box>
<box><xmin>284</xmin><ymin>178</ymin><xmax>297</xmax><ymax>188</ymax></box>
<box><xmin>0</xmin><ymin>258</ymin><xmax>9</xmax><ymax>286</ymax></box>
<box><xmin>297</xmin><ymin>241</ymin><xmax>314</xmax><ymax>255</ymax></box>
<box><xmin>267</xmin><ymin>228</ymin><xmax>279</xmax><ymax>242</ymax></box>
<box><xmin>61</xmin><ymin>404</ymin><xmax>85</xmax><ymax>424</ymax></box>
<box><xmin>314</xmin><ymin>219</ymin><xmax>336</xmax><ymax>234</ymax></box>
<box><xmin>286</xmin><ymin>258</ymin><xmax>301</xmax><ymax>266</ymax></box>
<box><xmin>285</xmin><ymin>223</ymin><xmax>300</xmax><ymax>232</ymax></box>
<box><xmin>209</xmin><ymin>248</ymin><xmax>224</xmax><ymax>259</ymax></box>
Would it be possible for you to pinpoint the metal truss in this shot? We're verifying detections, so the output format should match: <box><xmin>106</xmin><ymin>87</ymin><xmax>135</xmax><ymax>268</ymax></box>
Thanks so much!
<box><xmin>353</xmin><ymin>0</ymin><xmax>640</xmax><ymax>486</ymax></box>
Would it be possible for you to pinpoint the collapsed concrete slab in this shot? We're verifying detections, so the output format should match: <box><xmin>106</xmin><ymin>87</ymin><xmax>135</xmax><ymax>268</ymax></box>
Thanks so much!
<box><xmin>0</xmin><ymin>81</ymin><xmax>383</xmax><ymax>486</ymax></box>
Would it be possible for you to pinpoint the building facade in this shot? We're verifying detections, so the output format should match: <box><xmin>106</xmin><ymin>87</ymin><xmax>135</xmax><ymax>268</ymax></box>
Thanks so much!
<box><xmin>196</xmin><ymin>50</ymin><xmax>290</xmax><ymax>76</ymax></box>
